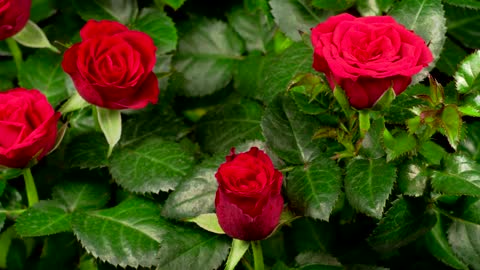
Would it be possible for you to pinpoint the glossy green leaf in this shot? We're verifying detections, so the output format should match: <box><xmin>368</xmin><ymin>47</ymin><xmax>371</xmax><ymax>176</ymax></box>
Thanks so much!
<box><xmin>173</xmin><ymin>19</ymin><xmax>244</xmax><ymax>96</ymax></box>
<box><xmin>436</xmin><ymin>38</ymin><xmax>468</xmax><ymax>76</ymax></box>
<box><xmin>287</xmin><ymin>156</ymin><xmax>342</xmax><ymax>221</ymax></box>
<box><xmin>18</xmin><ymin>50</ymin><xmax>72</xmax><ymax>106</ymax></box>
<box><xmin>385</xmin><ymin>91</ymin><xmax>426</xmax><ymax>124</ymax></box>
<box><xmin>397</xmin><ymin>159</ymin><xmax>428</xmax><ymax>197</ymax></box>
<box><xmin>445</xmin><ymin>4</ymin><xmax>480</xmax><ymax>49</ymax></box>
<box><xmin>389</xmin><ymin>0</ymin><xmax>446</xmax><ymax>84</ymax></box>
<box><xmin>345</xmin><ymin>158</ymin><xmax>397</xmax><ymax>219</ymax></box>
<box><xmin>96</xmin><ymin>107</ymin><xmax>121</xmax><ymax>157</ymax></box>
<box><xmin>269</xmin><ymin>0</ymin><xmax>332</xmax><ymax>41</ymax></box>
<box><xmin>454</xmin><ymin>50</ymin><xmax>480</xmax><ymax>94</ymax></box>
<box><xmin>187</xmin><ymin>213</ymin><xmax>224</xmax><ymax>234</ymax></box>
<box><xmin>228</xmin><ymin>8</ymin><xmax>275</xmax><ymax>53</ymax></box>
<box><xmin>383</xmin><ymin>129</ymin><xmax>417</xmax><ymax>162</ymax></box>
<box><xmin>262</xmin><ymin>93</ymin><xmax>324</xmax><ymax>164</ymax></box>
<box><xmin>72</xmin><ymin>0</ymin><xmax>138</xmax><ymax>24</ymax></box>
<box><xmin>110</xmin><ymin>137</ymin><xmax>194</xmax><ymax>194</ymax></box>
<box><xmin>431</xmin><ymin>154</ymin><xmax>480</xmax><ymax>196</ymax></box>
<box><xmin>156</xmin><ymin>225</ymin><xmax>230</xmax><ymax>270</ymax></box>
<box><xmin>72</xmin><ymin>198</ymin><xmax>169</xmax><ymax>268</ymax></box>
<box><xmin>15</xmin><ymin>200</ymin><xmax>71</xmax><ymax>237</ymax></box>
<box><xmin>225</xmin><ymin>239</ymin><xmax>250</xmax><ymax>270</ymax></box>
<box><xmin>133</xmin><ymin>8</ymin><xmax>177</xmax><ymax>54</ymax></box>
<box><xmin>52</xmin><ymin>180</ymin><xmax>110</xmax><ymax>212</ymax></box>
<box><xmin>13</xmin><ymin>21</ymin><xmax>58</xmax><ymax>52</ymax></box>
<box><xmin>312</xmin><ymin>0</ymin><xmax>355</xmax><ymax>10</ymax></box>
<box><xmin>368</xmin><ymin>197</ymin><xmax>436</xmax><ymax>252</ymax></box>
<box><xmin>443</xmin><ymin>0</ymin><xmax>480</xmax><ymax>9</ymax></box>
<box><xmin>458</xmin><ymin>121</ymin><xmax>480</xmax><ymax>162</ymax></box>
<box><xmin>356</xmin><ymin>0</ymin><xmax>395</xmax><ymax>16</ymax></box>
<box><xmin>65</xmin><ymin>133</ymin><xmax>109</xmax><ymax>169</ymax></box>
<box><xmin>197</xmin><ymin>100</ymin><xmax>263</xmax><ymax>154</ymax></box>
<box><xmin>419</xmin><ymin>140</ymin><xmax>446</xmax><ymax>165</ymax></box>
<box><xmin>439</xmin><ymin>105</ymin><xmax>462</xmax><ymax>150</ymax></box>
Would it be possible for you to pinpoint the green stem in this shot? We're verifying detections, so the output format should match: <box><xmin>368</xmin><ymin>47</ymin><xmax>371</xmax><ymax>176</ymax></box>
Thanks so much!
<box><xmin>251</xmin><ymin>241</ymin><xmax>264</xmax><ymax>270</ymax></box>
<box><xmin>5</xmin><ymin>38</ymin><xmax>22</xmax><ymax>72</ymax></box>
<box><xmin>359</xmin><ymin>110</ymin><xmax>371</xmax><ymax>138</ymax></box>
<box><xmin>23</xmin><ymin>168</ymin><xmax>38</xmax><ymax>207</ymax></box>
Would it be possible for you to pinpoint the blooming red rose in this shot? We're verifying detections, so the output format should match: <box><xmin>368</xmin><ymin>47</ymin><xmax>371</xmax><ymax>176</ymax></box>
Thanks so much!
<box><xmin>0</xmin><ymin>0</ymin><xmax>31</xmax><ymax>40</ymax></box>
<box><xmin>215</xmin><ymin>147</ymin><xmax>283</xmax><ymax>241</ymax></box>
<box><xmin>62</xmin><ymin>20</ymin><xmax>159</xmax><ymax>110</ymax></box>
<box><xmin>0</xmin><ymin>88</ymin><xmax>60</xmax><ymax>168</ymax></box>
<box><xmin>311</xmin><ymin>13</ymin><xmax>433</xmax><ymax>109</ymax></box>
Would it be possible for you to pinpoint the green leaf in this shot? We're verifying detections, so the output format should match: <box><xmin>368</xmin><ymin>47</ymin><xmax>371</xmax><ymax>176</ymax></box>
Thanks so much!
<box><xmin>439</xmin><ymin>105</ymin><xmax>462</xmax><ymax>150</ymax></box>
<box><xmin>0</xmin><ymin>168</ymin><xmax>22</xmax><ymax>182</ymax></box>
<box><xmin>356</xmin><ymin>0</ymin><xmax>395</xmax><ymax>16</ymax></box>
<box><xmin>156</xmin><ymin>225</ymin><xmax>230</xmax><ymax>270</ymax></box>
<box><xmin>372</xmin><ymin>88</ymin><xmax>396</xmax><ymax>111</ymax></box>
<box><xmin>110</xmin><ymin>137</ymin><xmax>195</xmax><ymax>193</ymax></box>
<box><xmin>0</xmin><ymin>204</ymin><xmax>5</xmax><ymax>232</ymax></box>
<box><xmin>162</xmin><ymin>155</ymin><xmax>223</xmax><ymax>220</ymax></box>
<box><xmin>72</xmin><ymin>198</ymin><xmax>169</xmax><ymax>268</ymax></box>
<box><xmin>287</xmin><ymin>156</ymin><xmax>342</xmax><ymax>221</ymax></box>
<box><xmin>359</xmin><ymin>117</ymin><xmax>385</xmax><ymax>159</ymax></box>
<box><xmin>431</xmin><ymin>154</ymin><xmax>480</xmax><ymax>196</ymax></box>
<box><xmin>187</xmin><ymin>213</ymin><xmax>225</xmax><ymax>234</ymax></box>
<box><xmin>262</xmin><ymin>93</ymin><xmax>324</xmax><ymax>164</ymax></box>
<box><xmin>72</xmin><ymin>0</ymin><xmax>138</xmax><ymax>24</ymax></box>
<box><xmin>458</xmin><ymin>121</ymin><xmax>480</xmax><ymax>162</ymax></box>
<box><xmin>454</xmin><ymin>50</ymin><xmax>480</xmax><ymax>94</ymax></box>
<box><xmin>173</xmin><ymin>19</ymin><xmax>244</xmax><ymax>96</ymax></box>
<box><xmin>425</xmin><ymin>213</ymin><xmax>468</xmax><ymax>270</ymax></box>
<box><xmin>225</xmin><ymin>239</ymin><xmax>250</xmax><ymax>270</ymax></box>
<box><xmin>52</xmin><ymin>180</ymin><xmax>110</xmax><ymax>212</ymax></box>
<box><xmin>233</xmin><ymin>53</ymin><xmax>266</xmax><ymax>100</ymax></box>
<box><xmin>59</xmin><ymin>92</ymin><xmax>90</xmax><ymax>115</ymax></box>
<box><xmin>30</xmin><ymin>0</ymin><xmax>56</xmax><ymax>22</ymax></box>
<box><xmin>368</xmin><ymin>197</ymin><xmax>437</xmax><ymax>252</ymax></box>
<box><xmin>65</xmin><ymin>133</ymin><xmax>109</xmax><ymax>169</ymax></box>
<box><xmin>385</xmin><ymin>91</ymin><xmax>426</xmax><ymax>124</ymax></box>
<box><xmin>197</xmin><ymin>100</ymin><xmax>264</xmax><ymax>154</ymax></box>
<box><xmin>18</xmin><ymin>50</ymin><xmax>72</xmax><ymax>106</ymax></box>
<box><xmin>161</xmin><ymin>0</ymin><xmax>186</xmax><ymax>10</ymax></box>
<box><xmin>269</xmin><ymin>0</ymin><xmax>333</xmax><ymax>41</ymax></box>
<box><xmin>133</xmin><ymin>8</ymin><xmax>177</xmax><ymax>54</ymax></box>
<box><xmin>312</xmin><ymin>0</ymin><xmax>355</xmax><ymax>10</ymax></box>
<box><xmin>15</xmin><ymin>200</ymin><xmax>71</xmax><ymax>237</ymax></box>
<box><xmin>397</xmin><ymin>159</ymin><xmax>428</xmax><ymax>197</ymax></box>
<box><xmin>13</xmin><ymin>21</ymin><xmax>58</xmax><ymax>52</ymax></box>
<box><xmin>228</xmin><ymin>8</ymin><xmax>275</xmax><ymax>53</ymax></box>
<box><xmin>96</xmin><ymin>107</ymin><xmax>121</xmax><ymax>157</ymax></box>
<box><xmin>419</xmin><ymin>140</ymin><xmax>447</xmax><ymax>165</ymax></box>
<box><xmin>445</xmin><ymin>4</ymin><xmax>480</xmax><ymax>49</ymax></box>
<box><xmin>345</xmin><ymin>158</ymin><xmax>397</xmax><ymax>219</ymax></box>
<box><xmin>443</xmin><ymin>0</ymin><xmax>480</xmax><ymax>9</ymax></box>
<box><xmin>383</xmin><ymin>129</ymin><xmax>417</xmax><ymax>162</ymax></box>
<box><xmin>436</xmin><ymin>38</ymin><xmax>468</xmax><ymax>76</ymax></box>
<box><xmin>389</xmin><ymin>0</ymin><xmax>447</xmax><ymax>84</ymax></box>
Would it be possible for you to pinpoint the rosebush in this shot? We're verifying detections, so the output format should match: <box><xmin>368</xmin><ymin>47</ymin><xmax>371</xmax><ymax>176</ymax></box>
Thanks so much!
<box><xmin>1</xmin><ymin>0</ymin><xmax>480</xmax><ymax>270</ymax></box>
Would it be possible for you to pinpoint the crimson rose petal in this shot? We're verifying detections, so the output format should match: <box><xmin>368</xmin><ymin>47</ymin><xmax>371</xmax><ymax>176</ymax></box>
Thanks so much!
<box><xmin>0</xmin><ymin>0</ymin><xmax>31</xmax><ymax>40</ymax></box>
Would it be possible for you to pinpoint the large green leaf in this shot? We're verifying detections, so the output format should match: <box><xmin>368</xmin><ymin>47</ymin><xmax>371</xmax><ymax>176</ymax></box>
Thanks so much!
<box><xmin>436</xmin><ymin>38</ymin><xmax>468</xmax><ymax>76</ymax></box>
<box><xmin>173</xmin><ymin>19</ymin><xmax>244</xmax><ymax>96</ymax></box>
<box><xmin>109</xmin><ymin>137</ymin><xmax>195</xmax><ymax>193</ymax></box>
<box><xmin>71</xmin><ymin>198</ymin><xmax>169</xmax><ymax>268</ymax></box>
<box><xmin>458</xmin><ymin>121</ymin><xmax>480</xmax><ymax>162</ymax></box>
<box><xmin>52</xmin><ymin>180</ymin><xmax>110</xmax><ymax>212</ymax></box>
<box><xmin>439</xmin><ymin>104</ymin><xmax>462</xmax><ymax>150</ymax></box>
<box><xmin>156</xmin><ymin>224</ymin><xmax>230</xmax><ymax>270</ymax></box>
<box><xmin>262</xmin><ymin>93</ymin><xmax>324</xmax><ymax>165</ymax></box>
<box><xmin>15</xmin><ymin>200</ymin><xmax>71</xmax><ymax>237</ymax></box>
<box><xmin>431</xmin><ymin>154</ymin><xmax>480</xmax><ymax>196</ymax></box>
<box><xmin>383</xmin><ymin>129</ymin><xmax>417</xmax><ymax>162</ymax></box>
<box><xmin>389</xmin><ymin>0</ymin><xmax>446</xmax><ymax>84</ymax></box>
<box><xmin>344</xmin><ymin>158</ymin><xmax>397</xmax><ymax>218</ymax></box>
<box><xmin>445</xmin><ymin>4</ymin><xmax>480</xmax><ymax>49</ymax></box>
<box><xmin>356</xmin><ymin>0</ymin><xmax>395</xmax><ymax>16</ymax></box>
<box><xmin>287</xmin><ymin>156</ymin><xmax>342</xmax><ymax>221</ymax></box>
<box><xmin>368</xmin><ymin>197</ymin><xmax>437</xmax><ymax>251</ymax></box>
<box><xmin>443</xmin><ymin>0</ymin><xmax>480</xmax><ymax>9</ymax></box>
<box><xmin>13</xmin><ymin>21</ymin><xmax>58</xmax><ymax>52</ymax></box>
<box><xmin>269</xmin><ymin>0</ymin><xmax>332</xmax><ymax>41</ymax></box>
<box><xmin>133</xmin><ymin>8</ymin><xmax>177</xmax><ymax>54</ymax></box>
<box><xmin>65</xmin><ymin>132</ymin><xmax>109</xmax><ymax>169</ymax></box>
<box><xmin>18</xmin><ymin>50</ymin><xmax>72</xmax><ymax>106</ymax></box>
<box><xmin>196</xmin><ymin>100</ymin><xmax>264</xmax><ymax>154</ymax></box>
<box><xmin>233</xmin><ymin>53</ymin><xmax>266</xmax><ymax>100</ymax></box>
<box><xmin>162</xmin><ymin>155</ymin><xmax>224</xmax><ymax>220</ymax></box>
<box><xmin>72</xmin><ymin>0</ymin><xmax>138</xmax><ymax>24</ymax></box>
<box><xmin>454</xmin><ymin>50</ymin><xmax>480</xmax><ymax>94</ymax></box>
<box><xmin>228</xmin><ymin>8</ymin><xmax>275</xmax><ymax>53</ymax></box>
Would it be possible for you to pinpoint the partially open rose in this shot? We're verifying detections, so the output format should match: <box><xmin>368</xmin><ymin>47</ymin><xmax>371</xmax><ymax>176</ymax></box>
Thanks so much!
<box><xmin>311</xmin><ymin>13</ymin><xmax>433</xmax><ymax>109</ymax></box>
<box><xmin>0</xmin><ymin>0</ymin><xmax>31</xmax><ymax>40</ymax></box>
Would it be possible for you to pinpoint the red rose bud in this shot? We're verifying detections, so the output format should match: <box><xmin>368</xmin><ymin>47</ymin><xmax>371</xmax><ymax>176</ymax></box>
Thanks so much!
<box><xmin>62</xmin><ymin>20</ymin><xmax>159</xmax><ymax>110</ymax></box>
<box><xmin>215</xmin><ymin>147</ymin><xmax>284</xmax><ymax>241</ymax></box>
<box><xmin>311</xmin><ymin>13</ymin><xmax>433</xmax><ymax>109</ymax></box>
<box><xmin>0</xmin><ymin>0</ymin><xmax>31</xmax><ymax>40</ymax></box>
<box><xmin>0</xmin><ymin>88</ymin><xmax>60</xmax><ymax>168</ymax></box>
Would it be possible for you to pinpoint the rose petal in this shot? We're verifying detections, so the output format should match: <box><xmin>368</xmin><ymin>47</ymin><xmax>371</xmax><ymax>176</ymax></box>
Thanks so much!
<box><xmin>104</xmin><ymin>72</ymin><xmax>159</xmax><ymax>109</ymax></box>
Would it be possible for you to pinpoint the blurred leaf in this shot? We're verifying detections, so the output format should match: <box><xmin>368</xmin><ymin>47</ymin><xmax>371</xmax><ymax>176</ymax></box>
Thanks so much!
<box><xmin>356</xmin><ymin>0</ymin><xmax>395</xmax><ymax>16</ymax></box>
<box><xmin>72</xmin><ymin>198</ymin><xmax>169</xmax><ymax>268</ymax></box>
<box><xmin>439</xmin><ymin>105</ymin><xmax>462</xmax><ymax>150</ymax></box>
<box><xmin>30</xmin><ymin>0</ymin><xmax>56</xmax><ymax>22</ymax></box>
<box><xmin>15</xmin><ymin>200</ymin><xmax>71</xmax><ymax>237</ymax></box>
<box><xmin>0</xmin><ymin>169</ymin><xmax>22</xmax><ymax>182</ymax></box>
<box><xmin>383</xmin><ymin>129</ymin><xmax>417</xmax><ymax>162</ymax></box>
<box><xmin>443</xmin><ymin>0</ymin><xmax>480</xmax><ymax>9</ymax></box>
<box><xmin>287</xmin><ymin>156</ymin><xmax>342</xmax><ymax>221</ymax></box>
<box><xmin>160</xmin><ymin>0</ymin><xmax>186</xmax><ymax>10</ymax></box>
<box><xmin>65</xmin><ymin>132</ymin><xmax>109</xmax><ymax>169</ymax></box>
<box><xmin>225</xmin><ymin>239</ymin><xmax>250</xmax><ymax>270</ymax></box>
<box><xmin>359</xmin><ymin>117</ymin><xmax>386</xmax><ymax>159</ymax></box>
<box><xmin>133</xmin><ymin>8</ymin><xmax>177</xmax><ymax>54</ymax></box>
<box><xmin>173</xmin><ymin>19</ymin><xmax>244</xmax><ymax>96</ymax></box>
<box><xmin>431</xmin><ymin>154</ymin><xmax>480</xmax><ymax>196</ymax></box>
<box><xmin>312</xmin><ymin>0</ymin><xmax>355</xmax><ymax>10</ymax></box>
<box><xmin>187</xmin><ymin>213</ymin><xmax>224</xmax><ymax>234</ymax></box>
<box><xmin>345</xmin><ymin>158</ymin><xmax>397</xmax><ymax>219</ymax></box>
<box><xmin>13</xmin><ymin>21</ymin><xmax>59</xmax><ymax>52</ymax></box>
<box><xmin>368</xmin><ymin>197</ymin><xmax>437</xmax><ymax>252</ymax></box>
<box><xmin>290</xmin><ymin>218</ymin><xmax>334</xmax><ymax>253</ymax></box>
<box><xmin>52</xmin><ymin>180</ymin><xmax>110</xmax><ymax>212</ymax></box>
<box><xmin>445</xmin><ymin>4</ymin><xmax>480</xmax><ymax>49</ymax></box>
<box><xmin>228</xmin><ymin>8</ymin><xmax>275</xmax><ymax>53</ymax></box>
<box><xmin>73</xmin><ymin>0</ymin><xmax>138</xmax><ymax>24</ymax></box>
<box><xmin>397</xmin><ymin>159</ymin><xmax>428</xmax><ymax>197</ymax></box>
<box><xmin>454</xmin><ymin>50</ymin><xmax>480</xmax><ymax>94</ymax></box>
<box><xmin>419</xmin><ymin>140</ymin><xmax>447</xmax><ymax>165</ymax></box>
<box><xmin>6</xmin><ymin>239</ymin><xmax>26</xmax><ymax>270</ymax></box>
<box><xmin>295</xmin><ymin>251</ymin><xmax>342</xmax><ymax>269</ymax></box>
<box><xmin>0</xmin><ymin>204</ymin><xmax>5</xmax><ymax>231</ymax></box>
<box><xmin>389</xmin><ymin>0</ymin><xmax>447</xmax><ymax>84</ymax></box>
<box><xmin>436</xmin><ymin>38</ymin><xmax>467</xmax><ymax>76</ymax></box>
<box><xmin>269</xmin><ymin>0</ymin><xmax>332</xmax><ymax>41</ymax></box>
<box><xmin>18</xmin><ymin>50</ymin><xmax>71</xmax><ymax>106</ymax></box>
<box><xmin>233</xmin><ymin>53</ymin><xmax>266</xmax><ymax>100</ymax></box>
<box><xmin>110</xmin><ymin>137</ymin><xmax>195</xmax><ymax>193</ymax></box>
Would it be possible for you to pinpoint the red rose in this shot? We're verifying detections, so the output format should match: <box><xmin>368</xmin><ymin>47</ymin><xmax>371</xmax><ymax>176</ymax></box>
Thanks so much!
<box><xmin>0</xmin><ymin>0</ymin><xmax>31</xmax><ymax>40</ymax></box>
<box><xmin>62</xmin><ymin>20</ymin><xmax>159</xmax><ymax>110</ymax></box>
<box><xmin>215</xmin><ymin>147</ymin><xmax>284</xmax><ymax>241</ymax></box>
<box><xmin>311</xmin><ymin>13</ymin><xmax>433</xmax><ymax>109</ymax></box>
<box><xmin>0</xmin><ymin>88</ymin><xmax>60</xmax><ymax>168</ymax></box>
